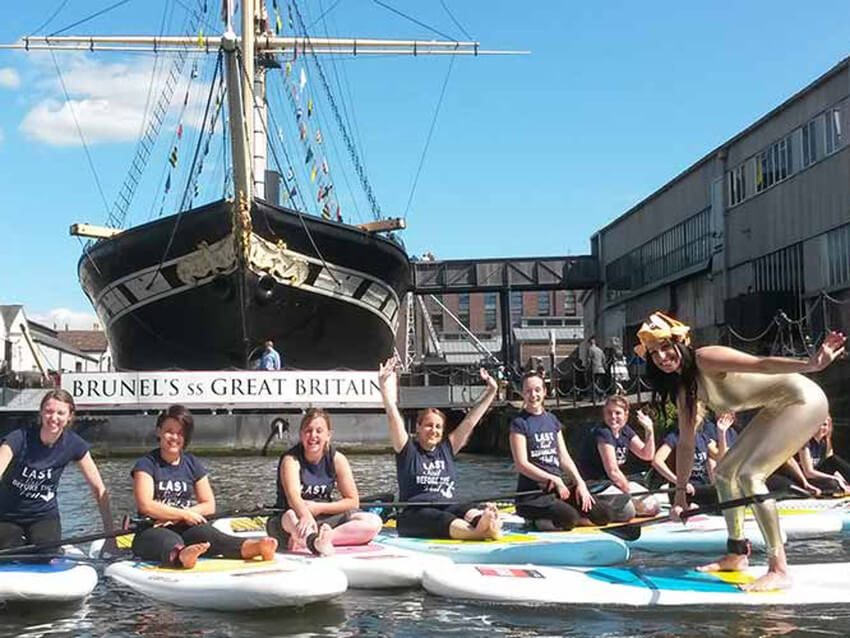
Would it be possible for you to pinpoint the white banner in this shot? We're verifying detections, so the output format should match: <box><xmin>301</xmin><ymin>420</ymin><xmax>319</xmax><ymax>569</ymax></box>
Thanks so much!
<box><xmin>62</xmin><ymin>370</ymin><xmax>382</xmax><ymax>407</ymax></box>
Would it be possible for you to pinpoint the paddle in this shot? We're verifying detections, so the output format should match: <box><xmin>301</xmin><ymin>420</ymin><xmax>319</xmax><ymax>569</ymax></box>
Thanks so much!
<box><xmin>0</xmin><ymin>506</ymin><xmax>285</xmax><ymax>558</ymax></box>
<box><xmin>600</xmin><ymin>490</ymin><xmax>800</xmax><ymax>541</ymax></box>
<box><xmin>361</xmin><ymin>489</ymin><xmax>544</xmax><ymax>509</ymax></box>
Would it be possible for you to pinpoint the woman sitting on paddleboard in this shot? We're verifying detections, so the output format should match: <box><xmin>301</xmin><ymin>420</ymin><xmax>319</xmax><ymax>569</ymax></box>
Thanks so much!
<box><xmin>378</xmin><ymin>357</ymin><xmax>502</xmax><ymax>540</ymax></box>
<box><xmin>652</xmin><ymin>410</ymin><xmax>732</xmax><ymax>507</ymax></box>
<box><xmin>797</xmin><ymin>416</ymin><xmax>850</xmax><ymax>494</ymax></box>
<box><xmin>0</xmin><ymin>389</ymin><xmax>113</xmax><ymax>550</ymax></box>
<box><xmin>131</xmin><ymin>405</ymin><xmax>277</xmax><ymax>568</ymax></box>
<box><xmin>638</xmin><ymin>310</ymin><xmax>845</xmax><ymax>591</ymax></box>
<box><xmin>265</xmin><ymin>408</ymin><xmax>382</xmax><ymax>556</ymax></box>
<box><xmin>510</xmin><ymin>371</ymin><xmax>613</xmax><ymax>531</ymax></box>
<box><xmin>576</xmin><ymin>395</ymin><xmax>660</xmax><ymax>521</ymax></box>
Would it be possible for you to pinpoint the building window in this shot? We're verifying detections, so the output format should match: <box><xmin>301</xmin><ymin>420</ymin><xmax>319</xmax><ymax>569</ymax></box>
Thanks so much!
<box><xmin>826</xmin><ymin>107</ymin><xmax>843</xmax><ymax>155</ymax></box>
<box><xmin>727</xmin><ymin>163</ymin><xmax>747</xmax><ymax>206</ymax></box>
<box><xmin>803</xmin><ymin>118</ymin><xmax>818</xmax><ymax>168</ymax></box>
<box><xmin>753</xmin><ymin>243</ymin><xmax>804</xmax><ymax>295</ymax></box>
<box><xmin>458</xmin><ymin>293</ymin><xmax>470</xmax><ymax>328</ymax></box>
<box><xmin>756</xmin><ymin>135</ymin><xmax>792</xmax><ymax>193</ymax></box>
<box><xmin>537</xmin><ymin>291</ymin><xmax>550</xmax><ymax>316</ymax></box>
<box><xmin>484</xmin><ymin>292</ymin><xmax>497</xmax><ymax>331</ymax></box>
<box><xmin>563</xmin><ymin>291</ymin><xmax>577</xmax><ymax>316</ymax></box>
<box><xmin>606</xmin><ymin>207</ymin><xmax>711</xmax><ymax>298</ymax></box>
<box><xmin>510</xmin><ymin>291</ymin><xmax>523</xmax><ymax>325</ymax></box>
<box><xmin>827</xmin><ymin>223</ymin><xmax>850</xmax><ymax>287</ymax></box>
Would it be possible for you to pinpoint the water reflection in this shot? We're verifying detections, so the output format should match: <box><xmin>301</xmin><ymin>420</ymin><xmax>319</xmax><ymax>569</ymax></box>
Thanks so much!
<box><xmin>0</xmin><ymin>453</ymin><xmax>847</xmax><ymax>637</ymax></box>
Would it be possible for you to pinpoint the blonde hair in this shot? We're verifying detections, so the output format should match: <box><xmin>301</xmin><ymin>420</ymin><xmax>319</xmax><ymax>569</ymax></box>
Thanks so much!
<box><xmin>603</xmin><ymin>395</ymin><xmax>630</xmax><ymax>413</ymax></box>
<box><xmin>415</xmin><ymin>408</ymin><xmax>446</xmax><ymax>427</ymax></box>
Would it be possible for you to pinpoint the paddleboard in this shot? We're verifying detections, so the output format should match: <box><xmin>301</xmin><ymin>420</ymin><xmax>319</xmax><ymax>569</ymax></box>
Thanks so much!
<box><xmin>423</xmin><ymin>561</ymin><xmax>850</xmax><ymax>606</ymax></box>
<box><xmin>375</xmin><ymin>529</ymin><xmax>629</xmax><ymax>566</ymax></box>
<box><xmin>213</xmin><ymin>516</ymin><xmax>450</xmax><ymax>588</ymax></box>
<box><xmin>105</xmin><ymin>555</ymin><xmax>347</xmax><ymax>610</ymax></box>
<box><xmin>0</xmin><ymin>556</ymin><xmax>97</xmax><ymax>603</ymax></box>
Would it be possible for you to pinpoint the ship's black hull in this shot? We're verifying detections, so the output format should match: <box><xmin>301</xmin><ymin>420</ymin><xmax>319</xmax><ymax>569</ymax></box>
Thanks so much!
<box><xmin>78</xmin><ymin>200</ymin><xmax>410</xmax><ymax>371</ymax></box>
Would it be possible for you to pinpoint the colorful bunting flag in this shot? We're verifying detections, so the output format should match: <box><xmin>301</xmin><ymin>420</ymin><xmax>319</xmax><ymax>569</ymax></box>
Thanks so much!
<box><xmin>275</xmin><ymin>9</ymin><xmax>282</xmax><ymax>35</ymax></box>
<box><xmin>310</xmin><ymin>163</ymin><xmax>318</xmax><ymax>183</ymax></box>
<box><xmin>321</xmin><ymin>158</ymin><xmax>329</xmax><ymax>174</ymax></box>
<box><xmin>286</xmin><ymin>167</ymin><xmax>295</xmax><ymax>181</ymax></box>
<box><xmin>285</xmin><ymin>61</ymin><xmax>291</xmax><ymax>77</ymax></box>
<box><xmin>177</xmin><ymin>123</ymin><xmax>183</xmax><ymax>140</ymax></box>
<box><xmin>299</xmin><ymin>121</ymin><xmax>307</xmax><ymax>141</ymax></box>
<box><xmin>198</xmin><ymin>28</ymin><xmax>204</xmax><ymax>48</ymax></box>
<box><xmin>169</xmin><ymin>146</ymin><xmax>178</xmax><ymax>167</ymax></box>
<box><xmin>299</xmin><ymin>68</ymin><xmax>307</xmax><ymax>92</ymax></box>
<box><xmin>307</xmin><ymin>99</ymin><xmax>313</xmax><ymax>116</ymax></box>
<box><xmin>165</xmin><ymin>173</ymin><xmax>171</xmax><ymax>193</ymax></box>
<box><xmin>315</xmin><ymin>128</ymin><xmax>322</xmax><ymax>144</ymax></box>
<box><xmin>305</xmin><ymin>148</ymin><xmax>313</xmax><ymax>164</ymax></box>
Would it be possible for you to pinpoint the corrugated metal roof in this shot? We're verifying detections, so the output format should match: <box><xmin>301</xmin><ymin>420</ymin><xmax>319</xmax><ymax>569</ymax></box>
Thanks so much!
<box><xmin>438</xmin><ymin>337</ymin><xmax>502</xmax><ymax>354</ymax></box>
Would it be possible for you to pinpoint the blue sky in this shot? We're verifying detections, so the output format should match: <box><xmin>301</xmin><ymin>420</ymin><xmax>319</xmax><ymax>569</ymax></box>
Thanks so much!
<box><xmin>3</xmin><ymin>1</ymin><xmax>850</xmax><ymax>329</ymax></box>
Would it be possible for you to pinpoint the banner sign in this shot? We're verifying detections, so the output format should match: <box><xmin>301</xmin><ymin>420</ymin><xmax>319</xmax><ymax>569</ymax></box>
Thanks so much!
<box><xmin>62</xmin><ymin>370</ymin><xmax>382</xmax><ymax>407</ymax></box>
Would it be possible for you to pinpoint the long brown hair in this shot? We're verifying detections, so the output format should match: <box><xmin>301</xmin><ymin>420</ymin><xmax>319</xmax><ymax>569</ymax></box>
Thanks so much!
<box><xmin>300</xmin><ymin>408</ymin><xmax>333</xmax><ymax>454</ymax></box>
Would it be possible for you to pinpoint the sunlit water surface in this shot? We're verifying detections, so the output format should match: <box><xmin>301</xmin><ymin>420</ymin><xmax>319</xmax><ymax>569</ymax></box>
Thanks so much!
<box><xmin>3</xmin><ymin>453</ymin><xmax>850</xmax><ymax>637</ymax></box>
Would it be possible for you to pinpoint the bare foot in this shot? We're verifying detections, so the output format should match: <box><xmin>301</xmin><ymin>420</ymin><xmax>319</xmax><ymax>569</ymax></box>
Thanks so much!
<box><xmin>474</xmin><ymin>509</ymin><xmax>502</xmax><ymax>540</ymax></box>
<box><xmin>241</xmin><ymin>537</ymin><xmax>279</xmax><ymax>561</ymax></box>
<box><xmin>487</xmin><ymin>510</ymin><xmax>503</xmax><ymax>541</ymax></box>
<box><xmin>312</xmin><ymin>524</ymin><xmax>335</xmax><ymax>557</ymax></box>
<box><xmin>740</xmin><ymin>569</ymin><xmax>792</xmax><ymax>592</ymax></box>
<box><xmin>696</xmin><ymin>553</ymin><xmax>749</xmax><ymax>573</ymax></box>
<box><xmin>178</xmin><ymin>542</ymin><xmax>210</xmax><ymax>568</ymax></box>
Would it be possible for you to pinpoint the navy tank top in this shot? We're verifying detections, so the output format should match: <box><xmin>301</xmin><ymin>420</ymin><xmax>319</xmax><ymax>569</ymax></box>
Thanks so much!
<box><xmin>275</xmin><ymin>443</ymin><xmax>337</xmax><ymax>509</ymax></box>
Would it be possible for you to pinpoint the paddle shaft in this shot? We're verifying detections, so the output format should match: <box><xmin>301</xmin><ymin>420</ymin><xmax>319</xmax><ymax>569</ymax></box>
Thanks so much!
<box><xmin>362</xmin><ymin>489</ymin><xmax>543</xmax><ymax>509</ymax></box>
<box><xmin>602</xmin><ymin>490</ymin><xmax>799</xmax><ymax>540</ymax></box>
<box><xmin>0</xmin><ymin>507</ymin><xmax>283</xmax><ymax>557</ymax></box>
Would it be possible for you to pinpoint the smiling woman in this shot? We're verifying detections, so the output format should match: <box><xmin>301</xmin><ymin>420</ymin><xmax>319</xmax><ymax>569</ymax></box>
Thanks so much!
<box><xmin>264</xmin><ymin>408</ymin><xmax>383</xmax><ymax>555</ymax></box>
<box><xmin>0</xmin><ymin>389</ymin><xmax>113</xmax><ymax>550</ymax></box>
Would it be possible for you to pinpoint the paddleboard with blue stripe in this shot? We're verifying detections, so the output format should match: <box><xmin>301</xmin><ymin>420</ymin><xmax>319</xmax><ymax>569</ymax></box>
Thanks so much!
<box><xmin>376</xmin><ymin>529</ymin><xmax>629</xmax><ymax>566</ymax></box>
<box><xmin>0</xmin><ymin>557</ymin><xmax>97</xmax><ymax>603</ymax></box>
<box><xmin>423</xmin><ymin>561</ymin><xmax>850</xmax><ymax>606</ymax></box>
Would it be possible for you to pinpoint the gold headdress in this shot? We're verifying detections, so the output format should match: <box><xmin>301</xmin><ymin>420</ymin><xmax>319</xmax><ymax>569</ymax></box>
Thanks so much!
<box><xmin>634</xmin><ymin>311</ymin><xmax>691</xmax><ymax>359</ymax></box>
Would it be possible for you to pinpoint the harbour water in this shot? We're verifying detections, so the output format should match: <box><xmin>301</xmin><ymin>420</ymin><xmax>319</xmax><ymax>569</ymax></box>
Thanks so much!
<box><xmin>3</xmin><ymin>453</ymin><xmax>850</xmax><ymax>638</ymax></box>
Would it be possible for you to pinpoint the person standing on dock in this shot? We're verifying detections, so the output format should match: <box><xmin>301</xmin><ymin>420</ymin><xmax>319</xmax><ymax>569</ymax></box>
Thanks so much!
<box><xmin>378</xmin><ymin>357</ymin><xmax>502</xmax><ymax>540</ymax></box>
<box><xmin>636</xmin><ymin>310</ymin><xmax>845</xmax><ymax>591</ymax></box>
<box><xmin>587</xmin><ymin>337</ymin><xmax>607</xmax><ymax>402</ymax></box>
<box><xmin>260</xmin><ymin>340</ymin><xmax>282</xmax><ymax>370</ymax></box>
<box><xmin>509</xmin><ymin>371</ymin><xmax>613</xmax><ymax>531</ymax></box>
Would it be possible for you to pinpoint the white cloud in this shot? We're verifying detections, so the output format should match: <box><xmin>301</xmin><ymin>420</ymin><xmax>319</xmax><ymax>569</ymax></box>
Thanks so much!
<box><xmin>18</xmin><ymin>55</ymin><xmax>211</xmax><ymax>147</ymax></box>
<box><xmin>0</xmin><ymin>67</ymin><xmax>20</xmax><ymax>89</ymax></box>
<box><xmin>30</xmin><ymin>308</ymin><xmax>101</xmax><ymax>331</ymax></box>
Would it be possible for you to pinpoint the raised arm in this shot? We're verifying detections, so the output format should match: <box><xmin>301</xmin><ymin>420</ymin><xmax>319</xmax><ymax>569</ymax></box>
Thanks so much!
<box><xmin>448</xmin><ymin>368</ymin><xmax>498</xmax><ymax>454</ymax></box>
<box><xmin>378</xmin><ymin>357</ymin><xmax>408</xmax><ymax>454</ymax></box>
<box><xmin>628</xmin><ymin>409</ymin><xmax>656</xmax><ymax>461</ymax></box>
<box><xmin>77</xmin><ymin>453</ymin><xmax>114</xmax><ymax>533</ymax></box>
<box><xmin>696</xmin><ymin>331</ymin><xmax>845</xmax><ymax>376</ymax></box>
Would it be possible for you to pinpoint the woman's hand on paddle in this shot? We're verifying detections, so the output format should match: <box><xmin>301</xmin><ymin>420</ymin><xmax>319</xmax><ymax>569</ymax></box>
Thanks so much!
<box><xmin>807</xmin><ymin>331</ymin><xmax>846</xmax><ymax>372</ymax></box>
<box><xmin>546</xmin><ymin>477</ymin><xmax>570</xmax><ymax>501</ymax></box>
<box><xmin>180</xmin><ymin>509</ymin><xmax>207</xmax><ymax>526</ymax></box>
<box><xmin>801</xmin><ymin>481</ymin><xmax>822</xmax><ymax>496</ymax></box>
<box><xmin>575</xmin><ymin>482</ymin><xmax>595</xmax><ymax>512</ymax></box>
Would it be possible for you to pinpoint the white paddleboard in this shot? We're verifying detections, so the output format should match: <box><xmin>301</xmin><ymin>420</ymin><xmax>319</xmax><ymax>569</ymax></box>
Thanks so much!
<box><xmin>213</xmin><ymin>516</ymin><xmax>448</xmax><ymax>588</ymax></box>
<box><xmin>105</xmin><ymin>554</ymin><xmax>346</xmax><ymax>610</ymax></box>
<box><xmin>423</xmin><ymin>561</ymin><xmax>850</xmax><ymax>606</ymax></box>
<box><xmin>0</xmin><ymin>556</ymin><xmax>97</xmax><ymax>603</ymax></box>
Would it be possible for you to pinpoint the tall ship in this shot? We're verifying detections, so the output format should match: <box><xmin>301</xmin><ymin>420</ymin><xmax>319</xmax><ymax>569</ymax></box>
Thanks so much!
<box><xmin>6</xmin><ymin>1</ymin><xmax>498</xmax><ymax>371</ymax></box>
